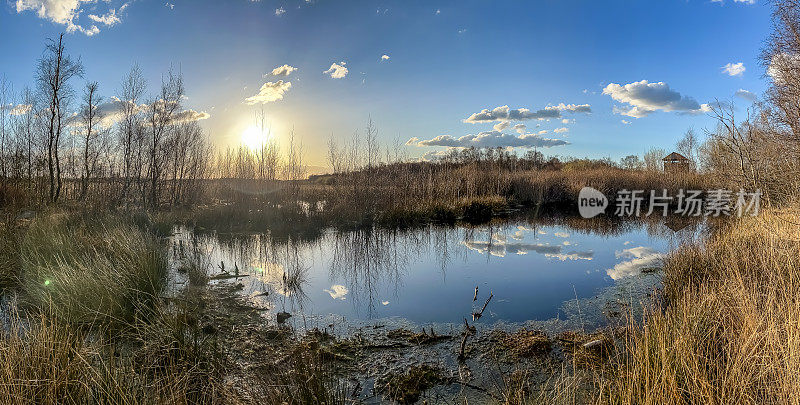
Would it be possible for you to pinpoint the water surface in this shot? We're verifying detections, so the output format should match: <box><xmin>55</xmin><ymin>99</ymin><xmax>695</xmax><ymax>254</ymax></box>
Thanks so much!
<box><xmin>168</xmin><ymin>216</ymin><xmax>701</xmax><ymax>329</ymax></box>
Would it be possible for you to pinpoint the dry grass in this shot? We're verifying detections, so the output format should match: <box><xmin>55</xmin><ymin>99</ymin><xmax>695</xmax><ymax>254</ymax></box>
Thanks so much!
<box><xmin>601</xmin><ymin>208</ymin><xmax>800</xmax><ymax>404</ymax></box>
<box><xmin>0</xmin><ymin>307</ymin><xmax>225</xmax><ymax>405</ymax></box>
<box><xmin>17</xmin><ymin>211</ymin><xmax>166</xmax><ymax>328</ymax></box>
<box><xmin>0</xmin><ymin>211</ymin><xmax>348</xmax><ymax>405</ymax></box>
<box><xmin>194</xmin><ymin>166</ymin><xmax>709</xmax><ymax>233</ymax></box>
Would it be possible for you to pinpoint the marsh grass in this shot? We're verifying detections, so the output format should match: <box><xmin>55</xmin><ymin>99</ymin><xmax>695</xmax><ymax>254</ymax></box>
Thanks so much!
<box><xmin>192</xmin><ymin>166</ymin><xmax>707</xmax><ymax>236</ymax></box>
<box><xmin>0</xmin><ymin>310</ymin><xmax>124</xmax><ymax>404</ymax></box>
<box><xmin>0</xmin><ymin>303</ymin><xmax>230</xmax><ymax>404</ymax></box>
<box><xmin>0</xmin><ymin>210</ymin><xmax>349</xmax><ymax>404</ymax></box>
<box><xmin>0</xmin><ymin>225</ymin><xmax>20</xmax><ymax>290</ymax></box>
<box><xmin>17</xmin><ymin>212</ymin><xmax>167</xmax><ymax>328</ymax></box>
<box><xmin>236</xmin><ymin>349</ymin><xmax>351</xmax><ymax>405</ymax></box>
<box><xmin>599</xmin><ymin>208</ymin><xmax>800</xmax><ymax>404</ymax></box>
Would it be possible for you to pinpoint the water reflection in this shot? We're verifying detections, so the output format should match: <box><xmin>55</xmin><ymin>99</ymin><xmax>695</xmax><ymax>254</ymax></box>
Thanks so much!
<box><xmin>168</xmin><ymin>215</ymin><xmax>705</xmax><ymax>326</ymax></box>
<box><xmin>607</xmin><ymin>246</ymin><xmax>664</xmax><ymax>280</ymax></box>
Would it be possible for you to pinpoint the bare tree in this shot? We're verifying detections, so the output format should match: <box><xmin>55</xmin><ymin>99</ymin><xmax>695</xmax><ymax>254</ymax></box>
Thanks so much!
<box><xmin>36</xmin><ymin>33</ymin><xmax>84</xmax><ymax>203</ymax></box>
<box><xmin>79</xmin><ymin>81</ymin><xmax>103</xmax><ymax>200</ymax></box>
<box><xmin>643</xmin><ymin>147</ymin><xmax>666</xmax><ymax>171</ymax></box>
<box><xmin>14</xmin><ymin>87</ymin><xmax>36</xmax><ymax>184</ymax></box>
<box><xmin>365</xmin><ymin>117</ymin><xmax>379</xmax><ymax>169</ymax></box>
<box><xmin>620</xmin><ymin>154</ymin><xmax>644</xmax><ymax>170</ymax></box>
<box><xmin>145</xmin><ymin>68</ymin><xmax>183</xmax><ymax>209</ymax></box>
<box><xmin>118</xmin><ymin>65</ymin><xmax>146</xmax><ymax>205</ymax></box>
<box><xmin>706</xmin><ymin>103</ymin><xmax>764</xmax><ymax>196</ymax></box>
<box><xmin>327</xmin><ymin>134</ymin><xmax>343</xmax><ymax>174</ymax></box>
<box><xmin>677</xmin><ymin>128</ymin><xmax>699</xmax><ymax>171</ymax></box>
<box><xmin>762</xmin><ymin>0</ymin><xmax>800</xmax><ymax>140</ymax></box>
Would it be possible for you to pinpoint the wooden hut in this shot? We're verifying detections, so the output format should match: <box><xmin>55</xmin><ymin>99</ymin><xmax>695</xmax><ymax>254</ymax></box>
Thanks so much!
<box><xmin>663</xmin><ymin>152</ymin><xmax>690</xmax><ymax>174</ymax></box>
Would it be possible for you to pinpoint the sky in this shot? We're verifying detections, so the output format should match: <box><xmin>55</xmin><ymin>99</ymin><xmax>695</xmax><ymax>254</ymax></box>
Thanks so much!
<box><xmin>0</xmin><ymin>0</ymin><xmax>773</xmax><ymax>167</ymax></box>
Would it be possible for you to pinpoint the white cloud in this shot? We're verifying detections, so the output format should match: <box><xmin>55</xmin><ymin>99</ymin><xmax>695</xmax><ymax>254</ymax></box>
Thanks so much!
<box><xmin>607</xmin><ymin>246</ymin><xmax>663</xmax><ymax>280</ymax></box>
<box><xmin>324</xmin><ymin>62</ymin><xmax>348</xmax><ymax>79</ymax></box>
<box><xmin>270</xmin><ymin>64</ymin><xmax>297</xmax><ymax>76</ymax></box>
<box><xmin>413</xmin><ymin>130</ymin><xmax>569</xmax><ymax>149</ymax></box>
<box><xmin>275</xmin><ymin>7</ymin><xmax>285</xmax><ymax>16</ymax></box>
<box><xmin>493</xmin><ymin>121</ymin><xmax>511</xmax><ymax>131</ymax></box>
<box><xmin>9</xmin><ymin>104</ymin><xmax>32</xmax><ymax>116</ymax></box>
<box><xmin>435</xmin><ymin>9</ymin><xmax>440</xmax><ymax>14</ymax></box>
<box><xmin>462</xmin><ymin>240</ymin><xmax>592</xmax><ymax>260</ymax></box>
<box><xmin>621</xmin><ymin>119</ymin><xmax>631</xmax><ymax>125</ymax></box>
<box><xmin>711</xmin><ymin>0</ymin><xmax>755</xmax><ymax>4</ymax></box>
<box><xmin>545</xmin><ymin>251</ymin><xmax>593</xmax><ymax>261</ymax></box>
<box><xmin>66</xmin><ymin>96</ymin><xmax>209</xmax><ymax>128</ymax></box>
<box><xmin>420</xmin><ymin>150</ymin><xmax>452</xmax><ymax>161</ymax></box>
<box><xmin>381</xmin><ymin>54</ymin><xmax>390</xmax><ymax>61</ymax></box>
<box><xmin>16</xmin><ymin>0</ymin><xmax>86</xmax><ymax>25</ymax></box>
<box><xmin>88</xmin><ymin>9</ymin><xmax>120</xmax><ymax>26</ymax></box>
<box><xmin>603</xmin><ymin>80</ymin><xmax>709</xmax><ymax>118</ymax></box>
<box><xmin>244</xmin><ymin>80</ymin><xmax>292</xmax><ymax>104</ymax></box>
<box><xmin>767</xmin><ymin>53</ymin><xmax>800</xmax><ymax>85</ymax></box>
<box><xmin>405</xmin><ymin>137</ymin><xmax>420</xmax><ymax>146</ymax></box>
<box><xmin>165</xmin><ymin>2</ymin><xmax>174</xmax><ymax>10</ymax></box>
<box><xmin>172</xmin><ymin>109</ymin><xmax>211</xmax><ymax>123</ymax></box>
<box><xmin>722</xmin><ymin>62</ymin><xmax>746</xmax><ymax>77</ymax></box>
<box><xmin>554</xmin><ymin>127</ymin><xmax>569</xmax><ymax>133</ymax></box>
<box><xmin>513</xmin><ymin>123</ymin><xmax>526</xmax><ymax>134</ymax></box>
<box><xmin>324</xmin><ymin>284</ymin><xmax>348</xmax><ymax>300</ymax></box>
<box><xmin>734</xmin><ymin>89</ymin><xmax>757</xmax><ymax>102</ymax></box>
<box><xmin>464</xmin><ymin>104</ymin><xmax>591</xmax><ymax>124</ymax></box>
<box><xmin>78</xmin><ymin>24</ymin><xmax>100</xmax><ymax>36</ymax></box>
<box><xmin>15</xmin><ymin>0</ymin><xmax>116</xmax><ymax>36</ymax></box>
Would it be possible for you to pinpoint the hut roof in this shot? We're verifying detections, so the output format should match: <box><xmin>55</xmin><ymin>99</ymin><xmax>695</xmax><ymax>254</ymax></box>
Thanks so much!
<box><xmin>663</xmin><ymin>152</ymin><xmax>689</xmax><ymax>161</ymax></box>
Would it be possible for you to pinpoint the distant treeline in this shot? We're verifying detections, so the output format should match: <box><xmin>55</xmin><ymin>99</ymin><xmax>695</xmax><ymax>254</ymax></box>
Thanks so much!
<box><xmin>0</xmin><ymin>34</ymin><xmax>311</xmax><ymax>210</ymax></box>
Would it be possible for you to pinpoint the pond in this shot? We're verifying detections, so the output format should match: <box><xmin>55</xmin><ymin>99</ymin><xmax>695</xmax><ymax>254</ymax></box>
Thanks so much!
<box><xmin>167</xmin><ymin>215</ymin><xmax>704</xmax><ymax>332</ymax></box>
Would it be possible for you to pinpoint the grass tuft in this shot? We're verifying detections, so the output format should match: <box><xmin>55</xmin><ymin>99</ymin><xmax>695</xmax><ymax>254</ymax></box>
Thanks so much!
<box><xmin>18</xmin><ymin>211</ymin><xmax>167</xmax><ymax>329</ymax></box>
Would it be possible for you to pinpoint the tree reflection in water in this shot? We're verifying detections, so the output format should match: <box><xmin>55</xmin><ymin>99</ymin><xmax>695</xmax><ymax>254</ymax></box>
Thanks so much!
<box><xmin>167</xmin><ymin>214</ymin><xmax>708</xmax><ymax>324</ymax></box>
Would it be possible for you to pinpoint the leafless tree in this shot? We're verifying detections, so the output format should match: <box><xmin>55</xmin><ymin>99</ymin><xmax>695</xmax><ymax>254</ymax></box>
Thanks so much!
<box><xmin>145</xmin><ymin>68</ymin><xmax>183</xmax><ymax>209</ymax></box>
<box><xmin>36</xmin><ymin>33</ymin><xmax>83</xmax><ymax>203</ymax></box>
<box><xmin>78</xmin><ymin>81</ymin><xmax>103</xmax><ymax>200</ymax></box>
<box><xmin>327</xmin><ymin>134</ymin><xmax>343</xmax><ymax>174</ymax></box>
<box><xmin>118</xmin><ymin>65</ymin><xmax>146</xmax><ymax>205</ymax></box>
<box><xmin>643</xmin><ymin>147</ymin><xmax>666</xmax><ymax>172</ymax></box>
<box><xmin>762</xmin><ymin>0</ymin><xmax>800</xmax><ymax>140</ymax></box>
<box><xmin>620</xmin><ymin>154</ymin><xmax>644</xmax><ymax>170</ymax></box>
<box><xmin>14</xmin><ymin>87</ymin><xmax>37</xmax><ymax>184</ymax></box>
<box><xmin>677</xmin><ymin>128</ymin><xmax>700</xmax><ymax>171</ymax></box>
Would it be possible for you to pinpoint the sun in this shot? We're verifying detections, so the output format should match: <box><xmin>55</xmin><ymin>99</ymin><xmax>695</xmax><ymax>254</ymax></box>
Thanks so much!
<box><xmin>241</xmin><ymin>126</ymin><xmax>268</xmax><ymax>150</ymax></box>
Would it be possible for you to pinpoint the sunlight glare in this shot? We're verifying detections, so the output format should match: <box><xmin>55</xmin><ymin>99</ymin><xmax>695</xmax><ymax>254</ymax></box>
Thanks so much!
<box><xmin>241</xmin><ymin>126</ymin><xmax>268</xmax><ymax>150</ymax></box>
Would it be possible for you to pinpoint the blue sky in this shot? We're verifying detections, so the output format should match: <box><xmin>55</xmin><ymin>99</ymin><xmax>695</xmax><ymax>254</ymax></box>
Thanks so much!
<box><xmin>0</xmin><ymin>0</ymin><xmax>772</xmax><ymax>165</ymax></box>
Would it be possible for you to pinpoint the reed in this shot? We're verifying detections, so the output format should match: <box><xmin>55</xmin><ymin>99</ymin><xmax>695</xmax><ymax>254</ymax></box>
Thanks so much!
<box><xmin>600</xmin><ymin>208</ymin><xmax>800</xmax><ymax>404</ymax></box>
<box><xmin>17</xmin><ymin>211</ymin><xmax>167</xmax><ymax>328</ymax></box>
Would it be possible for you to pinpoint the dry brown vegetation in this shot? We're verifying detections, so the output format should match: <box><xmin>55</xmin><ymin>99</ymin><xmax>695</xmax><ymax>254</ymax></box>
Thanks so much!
<box><xmin>1</xmin><ymin>1</ymin><xmax>799</xmax><ymax>404</ymax></box>
<box><xmin>596</xmin><ymin>208</ymin><xmax>800</xmax><ymax>404</ymax></box>
<box><xmin>553</xmin><ymin>2</ymin><xmax>800</xmax><ymax>403</ymax></box>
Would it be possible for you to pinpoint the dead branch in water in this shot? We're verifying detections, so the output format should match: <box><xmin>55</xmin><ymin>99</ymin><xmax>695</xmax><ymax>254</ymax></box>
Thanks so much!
<box><xmin>460</xmin><ymin>291</ymin><xmax>493</xmax><ymax>360</ymax></box>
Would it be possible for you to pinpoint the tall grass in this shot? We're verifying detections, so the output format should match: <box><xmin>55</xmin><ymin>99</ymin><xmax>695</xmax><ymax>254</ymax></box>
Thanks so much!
<box><xmin>195</xmin><ymin>166</ymin><xmax>709</xmax><ymax>233</ymax></box>
<box><xmin>17</xmin><ymin>211</ymin><xmax>166</xmax><ymax>328</ymax></box>
<box><xmin>0</xmin><ymin>311</ymin><xmax>127</xmax><ymax>404</ymax></box>
<box><xmin>0</xmin><ymin>211</ymin><xmax>347</xmax><ymax>404</ymax></box>
<box><xmin>0</xmin><ymin>304</ymin><xmax>229</xmax><ymax>404</ymax></box>
<box><xmin>602</xmin><ymin>208</ymin><xmax>800</xmax><ymax>403</ymax></box>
